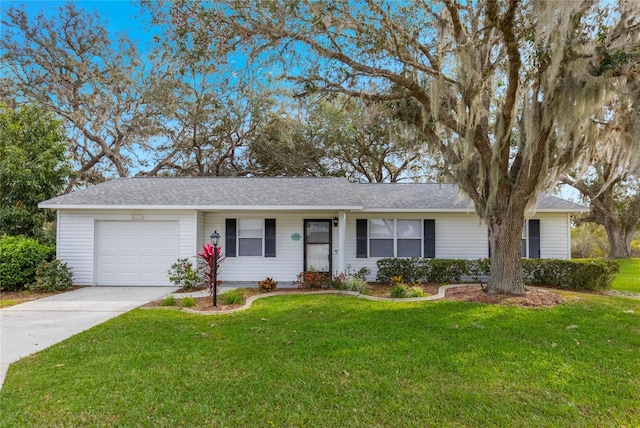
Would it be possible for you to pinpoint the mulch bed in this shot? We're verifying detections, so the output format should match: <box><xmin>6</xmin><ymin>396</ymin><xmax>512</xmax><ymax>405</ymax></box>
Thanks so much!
<box><xmin>445</xmin><ymin>285</ymin><xmax>567</xmax><ymax>308</ymax></box>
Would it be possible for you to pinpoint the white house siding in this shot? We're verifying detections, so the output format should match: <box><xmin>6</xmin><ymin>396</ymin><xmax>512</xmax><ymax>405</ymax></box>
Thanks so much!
<box><xmin>344</xmin><ymin>212</ymin><xmax>489</xmax><ymax>281</ymax></box>
<box><xmin>535</xmin><ymin>212</ymin><xmax>571</xmax><ymax>259</ymax></box>
<box><xmin>57</xmin><ymin>209</ymin><xmax>197</xmax><ymax>286</ymax></box>
<box><xmin>195</xmin><ymin>211</ymin><xmax>205</xmax><ymax>261</ymax></box>
<box><xmin>203</xmin><ymin>211</ymin><xmax>340</xmax><ymax>284</ymax></box>
<box><xmin>57</xmin><ymin>210</ymin><xmax>95</xmax><ymax>286</ymax></box>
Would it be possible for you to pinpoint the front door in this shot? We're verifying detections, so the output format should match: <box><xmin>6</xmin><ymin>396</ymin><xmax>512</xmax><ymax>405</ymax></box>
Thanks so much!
<box><xmin>304</xmin><ymin>219</ymin><xmax>332</xmax><ymax>274</ymax></box>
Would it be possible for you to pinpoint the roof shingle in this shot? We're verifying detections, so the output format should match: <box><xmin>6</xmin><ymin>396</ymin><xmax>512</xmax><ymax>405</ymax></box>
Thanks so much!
<box><xmin>39</xmin><ymin>177</ymin><xmax>587</xmax><ymax>212</ymax></box>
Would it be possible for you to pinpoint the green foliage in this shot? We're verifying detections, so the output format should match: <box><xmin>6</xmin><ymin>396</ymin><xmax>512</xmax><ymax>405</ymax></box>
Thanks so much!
<box><xmin>389</xmin><ymin>283</ymin><xmax>425</xmax><ymax>298</ymax></box>
<box><xmin>161</xmin><ymin>296</ymin><xmax>177</xmax><ymax>306</ymax></box>
<box><xmin>522</xmin><ymin>259</ymin><xmax>619</xmax><ymax>291</ymax></box>
<box><xmin>467</xmin><ymin>258</ymin><xmax>492</xmax><ymax>282</ymax></box>
<box><xmin>376</xmin><ymin>258</ymin><xmax>423</xmax><ymax>283</ymax></box>
<box><xmin>179</xmin><ymin>297</ymin><xmax>196</xmax><ymax>308</ymax></box>
<box><xmin>296</xmin><ymin>270</ymin><xmax>331</xmax><ymax>289</ymax></box>
<box><xmin>28</xmin><ymin>258</ymin><xmax>73</xmax><ymax>292</ymax></box>
<box><xmin>338</xmin><ymin>277</ymin><xmax>368</xmax><ymax>294</ymax></box>
<box><xmin>377</xmin><ymin>258</ymin><xmax>468</xmax><ymax>284</ymax></box>
<box><xmin>351</xmin><ymin>267</ymin><xmax>371</xmax><ymax>281</ymax></box>
<box><xmin>631</xmin><ymin>240</ymin><xmax>640</xmax><ymax>258</ymax></box>
<box><xmin>0</xmin><ymin>235</ymin><xmax>55</xmax><ymax>291</ymax></box>
<box><xmin>220</xmin><ymin>288</ymin><xmax>248</xmax><ymax>305</ymax></box>
<box><xmin>571</xmin><ymin>223</ymin><xmax>609</xmax><ymax>258</ymax></box>
<box><xmin>424</xmin><ymin>259</ymin><xmax>467</xmax><ymax>283</ymax></box>
<box><xmin>389</xmin><ymin>283</ymin><xmax>408</xmax><ymax>298</ymax></box>
<box><xmin>167</xmin><ymin>259</ymin><xmax>201</xmax><ymax>290</ymax></box>
<box><xmin>258</xmin><ymin>277</ymin><xmax>278</xmax><ymax>292</ymax></box>
<box><xmin>0</xmin><ymin>104</ymin><xmax>72</xmax><ymax>238</ymax></box>
<box><xmin>377</xmin><ymin>257</ymin><xmax>619</xmax><ymax>291</ymax></box>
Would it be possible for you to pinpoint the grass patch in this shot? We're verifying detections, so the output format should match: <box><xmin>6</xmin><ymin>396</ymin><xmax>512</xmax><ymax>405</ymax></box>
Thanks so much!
<box><xmin>612</xmin><ymin>258</ymin><xmax>640</xmax><ymax>293</ymax></box>
<box><xmin>1</xmin><ymin>295</ymin><xmax>639</xmax><ymax>426</ymax></box>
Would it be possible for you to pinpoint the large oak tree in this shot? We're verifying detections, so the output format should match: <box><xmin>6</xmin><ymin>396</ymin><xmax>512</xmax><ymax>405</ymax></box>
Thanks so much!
<box><xmin>163</xmin><ymin>0</ymin><xmax>640</xmax><ymax>294</ymax></box>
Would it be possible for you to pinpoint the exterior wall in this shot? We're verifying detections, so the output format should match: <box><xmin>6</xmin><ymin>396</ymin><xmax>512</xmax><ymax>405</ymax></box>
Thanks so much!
<box><xmin>57</xmin><ymin>209</ymin><xmax>197</xmax><ymax>286</ymax></box>
<box><xmin>203</xmin><ymin>211</ymin><xmax>340</xmax><ymax>284</ymax></box>
<box><xmin>345</xmin><ymin>212</ymin><xmax>488</xmax><ymax>281</ymax></box>
<box><xmin>534</xmin><ymin>212</ymin><xmax>571</xmax><ymax>259</ymax></box>
<box><xmin>57</xmin><ymin>208</ymin><xmax>573</xmax><ymax>286</ymax></box>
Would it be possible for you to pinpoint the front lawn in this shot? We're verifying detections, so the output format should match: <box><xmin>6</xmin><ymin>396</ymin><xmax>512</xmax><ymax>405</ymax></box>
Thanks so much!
<box><xmin>612</xmin><ymin>257</ymin><xmax>640</xmax><ymax>293</ymax></box>
<box><xmin>1</xmin><ymin>295</ymin><xmax>639</xmax><ymax>426</ymax></box>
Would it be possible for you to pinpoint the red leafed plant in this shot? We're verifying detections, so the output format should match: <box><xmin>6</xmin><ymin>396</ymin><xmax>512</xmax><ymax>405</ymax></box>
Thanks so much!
<box><xmin>197</xmin><ymin>243</ymin><xmax>224</xmax><ymax>296</ymax></box>
<box><xmin>296</xmin><ymin>270</ymin><xmax>330</xmax><ymax>289</ymax></box>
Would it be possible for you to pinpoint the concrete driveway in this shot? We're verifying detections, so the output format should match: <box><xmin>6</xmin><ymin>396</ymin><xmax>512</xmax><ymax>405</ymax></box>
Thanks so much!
<box><xmin>0</xmin><ymin>286</ymin><xmax>175</xmax><ymax>389</ymax></box>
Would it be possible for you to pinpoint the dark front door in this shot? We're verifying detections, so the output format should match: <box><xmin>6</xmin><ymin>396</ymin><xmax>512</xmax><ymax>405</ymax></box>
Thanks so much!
<box><xmin>304</xmin><ymin>219</ymin><xmax>332</xmax><ymax>274</ymax></box>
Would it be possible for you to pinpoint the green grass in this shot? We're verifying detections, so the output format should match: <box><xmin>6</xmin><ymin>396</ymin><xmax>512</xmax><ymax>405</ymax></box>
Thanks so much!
<box><xmin>1</xmin><ymin>295</ymin><xmax>639</xmax><ymax>426</ymax></box>
<box><xmin>611</xmin><ymin>258</ymin><xmax>640</xmax><ymax>293</ymax></box>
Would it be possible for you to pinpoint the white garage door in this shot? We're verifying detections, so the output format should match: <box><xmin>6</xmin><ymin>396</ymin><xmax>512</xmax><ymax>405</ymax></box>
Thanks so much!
<box><xmin>95</xmin><ymin>221</ymin><xmax>179</xmax><ymax>286</ymax></box>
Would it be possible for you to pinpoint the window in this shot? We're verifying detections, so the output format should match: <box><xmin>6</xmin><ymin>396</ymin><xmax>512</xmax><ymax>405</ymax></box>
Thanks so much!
<box><xmin>369</xmin><ymin>219</ymin><xmax>394</xmax><ymax>257</ymax></box>
<box><xmin>368</xmin><ymin>219</ymin><xmax>423</xmax><ymax>258</ymax></box>
<box><xmin>397</xmin><ymin>220</ymin><xmax>422</xmax><ymax>257</ymax></box>
<box><xmin>239</xmin><ymin>218</ymin><xmax>263</xmax><ymax>256</ymax></box>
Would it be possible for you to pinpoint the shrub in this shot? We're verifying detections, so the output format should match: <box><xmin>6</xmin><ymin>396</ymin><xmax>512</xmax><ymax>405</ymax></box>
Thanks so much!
<box><xmin>0</xmin><ymin>235</ymin><xmax>55</xmax><ymax>291</ymax></box>
<box><xmin>389</xmin><ymin>283</ymin><xmax>408</xmax><ymax>298</ymax></box>
<box><xmin>340</xmin><ymin>277</ymin><xmax>368</xmax><ymax>294</ymax></box>
<box><xmin>180</xmin><ymin>297</ymin><xmax>197</xmax><ymax>308</ymax></box>
<box><xmin>352</xmin><ymin>267</ymin><xmax>371</xmax><ymax>281</ymax></box>
<box><xmin>376</xmin><ymin>258</ymin><xmax>422</xmax><ymax>283</ymax></box>
<box><xmin>390</xmin><ymin>283</ymin><xmax>425</xmax><ymax>298</ymax></box>
<box><xmin>377</xmin><ymin>258</ymin><xmax>468</xmax><ymax>284</ymax></box>
<box><xmin>523</xmin><ymin>259</ymin><xmax>619</xmax><ymax>291</ymax></box>
<box><xmin>467</xmin><ymin>258</ymin><xmax>491</xmax><ymax>282</ymax></box>
<box><xmin>328</xmin><ymin>273</ymin><xmax>346</xmax><ymax>289</ymax></box>
<box><xmin>167</xmin><ymin>259</ymin><xmax>202</xmax><ymax>290</ymax></box>
<box><xmin>296</xmin><ymin>270</ymin><xmax>330</xmax><ymax>289</ymax></box>
<box><xmin>423</xmin><ymin>259</ymin><xmax>468</xmax><ymax>283</ymax></box>
<box><xmin>407</xmin><ymin>285</ymin><xmax>426</xmax><ymax>298</ymax></box>
<box><xmin>28</xmin><ymin>258</ymin><xmax>73</xmax><ymax>292</ymax></box>
<box><xmin>258</xmin><ymin>277</ymin><xmax>278</xmax><ymax>292</ymax></box>
<box><xmin>161</xmin><ymin>296</ymin><xmax>177</xmax><ymax>306</ymax></box>
<box><xmin>376</xmin><ymin>256</ymin><xmax>616</xmax><ymax>291</ymax></box>
<box><xmin>631</xmin><ymin>239</ymin><xmax>640</xmax><ymax>257</ymax></box>
<box><xmin>220</xmin><ymin>288</ymin><xmax>248</xmax><ymax>305</ymax></box>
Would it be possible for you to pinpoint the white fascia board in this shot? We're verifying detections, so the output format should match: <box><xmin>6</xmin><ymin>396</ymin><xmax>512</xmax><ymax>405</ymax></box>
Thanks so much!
<box><xmin>357</xmin><ymin>208</ymin><xmax>476</xmax><ymax>213</ymax></box>
<box><xmin>38</xmin><ymin>204</ymin><xmax>364</xmax><ymax>211</ymax></box>
<box><xmin>534</xmin><ymin>208</ymin><xmax>590</xmax><ymax>213</ymax></box>
<box><xmin>357</xmin><ymin>207</ymin><xmax>588</xmax><ymax>214</ymax></box>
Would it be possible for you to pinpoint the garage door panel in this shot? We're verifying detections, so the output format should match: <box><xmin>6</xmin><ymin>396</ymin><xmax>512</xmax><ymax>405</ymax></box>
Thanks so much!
<box><xmin>96</xmin><ymin>221</ymin><xmax>178</xmax><ymax>286</ymax></box>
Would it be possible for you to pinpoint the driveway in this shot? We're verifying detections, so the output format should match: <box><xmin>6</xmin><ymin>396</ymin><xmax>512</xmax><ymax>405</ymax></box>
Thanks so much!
<box><xmin>0</xmin><ymin>286</ymin><xmax>175</xmax><ymax>389</ymax></box>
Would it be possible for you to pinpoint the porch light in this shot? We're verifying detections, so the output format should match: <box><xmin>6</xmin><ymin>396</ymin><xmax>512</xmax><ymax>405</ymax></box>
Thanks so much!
<box><xmin>333</xmin><ymin>217</ymin><xmax>338</xmax><ymax>227</ymax></box>
<box><xmin>210</xmin><ymin>230</ymin><xmax>220</xmax><ymax>246</ymax></box>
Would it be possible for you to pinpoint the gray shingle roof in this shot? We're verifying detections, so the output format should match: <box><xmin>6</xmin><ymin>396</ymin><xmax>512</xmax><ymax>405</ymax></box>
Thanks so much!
<box><xmin>39</xmin><ymin>177</ymin><xmax>588</xmax><ymax>212</ymax></box>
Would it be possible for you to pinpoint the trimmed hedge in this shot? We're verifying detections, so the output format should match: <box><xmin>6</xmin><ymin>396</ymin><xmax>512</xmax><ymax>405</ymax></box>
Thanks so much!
<box><xmin>376</xmin><ymin>257</ymin><xmax>619</xmax><ymax>291</ymax></box>
<box><xmin>0</xmin><ymin>235</ymin><xmax>55</xmax><ymax>291</ymax></box>
<box><xmin>522</xmin><ymin>259</ymin><xmax>619</xmax><ymax>291</ymax></box>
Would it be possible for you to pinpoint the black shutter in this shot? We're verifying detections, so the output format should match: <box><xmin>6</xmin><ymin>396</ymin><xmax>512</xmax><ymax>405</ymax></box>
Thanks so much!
<box><xmin>528</xmin><ymin>219</ymin><xmax>540</xmax><ymax>259</ymax></box>
<box><xmin>356</xmin><ymin>219</ymin><xmax>368</xmax><ymax>258</ymax></box>
<box><xmin>423</xmin><ymin>219</ymin><xmax>436</xmax><ymax>258</ymax></box>
<box><xmin>265</xmin><ymin>218</ymin><xmax>276</xmax><ymax>257</ymax></box>
<box><xmin>225</xmin><ymin>219</ymin><xmax>237</xmax><ymax>257</ymax></box>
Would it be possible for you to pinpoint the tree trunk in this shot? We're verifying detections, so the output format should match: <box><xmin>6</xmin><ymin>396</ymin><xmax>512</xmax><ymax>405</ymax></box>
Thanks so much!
<box><xmin>604</xmin><ymin>219</ymin><xmax>632</xmax><ymax>259</ymax></box>
<box><xmin>487</xmin><ymin>214</ymin><xmax>526</xmax><ymax>295</ymax></box>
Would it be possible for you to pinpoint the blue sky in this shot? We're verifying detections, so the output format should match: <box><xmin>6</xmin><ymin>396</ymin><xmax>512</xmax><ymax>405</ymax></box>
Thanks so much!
<box><xmin>2</xmin><ymin>1</ymin><xmax>152</xmax><ymax>44</ymax></box>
